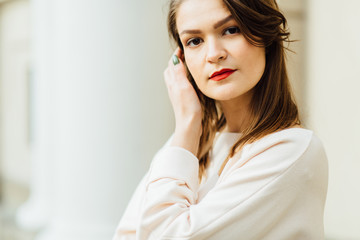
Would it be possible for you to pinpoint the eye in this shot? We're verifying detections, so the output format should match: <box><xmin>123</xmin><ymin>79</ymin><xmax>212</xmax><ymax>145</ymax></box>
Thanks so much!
<box><xmin>186</xmin><ymin>37</ymin><xmax>203</xmax><ymax>47</ymax></box>
<box><xmin>224</xmin><ymin>26</ymin><xmax>240</xmax><ymax>35</ymax></box>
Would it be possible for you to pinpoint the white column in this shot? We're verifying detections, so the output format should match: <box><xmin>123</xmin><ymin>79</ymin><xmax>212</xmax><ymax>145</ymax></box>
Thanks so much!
<box><xmin>39</xmin><ymin>1</ymin><xmax>146</xmax><ymax>238</ymax></box>
<box><xmin>17</xmin><ymin>0</ymin><xmax>174</xmax><ymax>239</ymax></box>
<box><xmin>306</xmin><ymin>0</ymin><xmax>360</xmax><ymax>239</ymax></box>
<box><xmin>16</xmin><ymin>0</ymin><xmax>55</xmax><ymax>231</ymax></box>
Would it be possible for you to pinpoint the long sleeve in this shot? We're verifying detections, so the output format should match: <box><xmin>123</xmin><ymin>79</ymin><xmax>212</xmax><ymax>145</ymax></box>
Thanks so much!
<box><xmin>113</xmin><ymin>171</ymin><xmax>149</xmax><ymax>239</ymax></box>
<box><xmin>138</xmin><ymin>147</ymin><xmax>200</xmax><ymax>239</ymax></box>
<box><xmin>113</xmin><ymin>128</ymin><xmax>328</xmax><ymax>240</ymax></box>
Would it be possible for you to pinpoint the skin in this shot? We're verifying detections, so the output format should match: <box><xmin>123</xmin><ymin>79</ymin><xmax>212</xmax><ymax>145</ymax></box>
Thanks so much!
<box><xmin>164</xmin><ymin>0</ymin><xmax>266</xmax><ymax>155</ymax></box>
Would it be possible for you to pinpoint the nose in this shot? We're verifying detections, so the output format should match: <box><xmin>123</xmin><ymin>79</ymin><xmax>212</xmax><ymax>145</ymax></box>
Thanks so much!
<box><xmin>206</xmin><ymin>38</ymin><xmax>227</xmax><ymax>63</ymax></box>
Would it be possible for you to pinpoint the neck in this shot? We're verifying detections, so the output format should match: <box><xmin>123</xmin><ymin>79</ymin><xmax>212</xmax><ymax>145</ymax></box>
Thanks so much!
<box><xmin>218</xmin><ymin>91</ymin><xmax>253</xmax><ymax>133</ymax></box>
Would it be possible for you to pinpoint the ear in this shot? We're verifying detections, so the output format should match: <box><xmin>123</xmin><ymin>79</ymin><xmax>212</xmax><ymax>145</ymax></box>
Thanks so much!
<box><xmin>177</xmin><ymin>37</ymin><xmax>184</xmax><ymax>57</ymax></box>
<box><xmin>179</xmin><ymin>48</ymin><xmax>185</xmax><ymax>62</ymax></box>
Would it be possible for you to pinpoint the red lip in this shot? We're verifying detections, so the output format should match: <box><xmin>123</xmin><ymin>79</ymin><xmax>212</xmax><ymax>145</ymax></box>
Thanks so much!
<box><xmin>210</xmin><ymin>68</ymin><xmax>236</xmax><ymax>81</ymax></box>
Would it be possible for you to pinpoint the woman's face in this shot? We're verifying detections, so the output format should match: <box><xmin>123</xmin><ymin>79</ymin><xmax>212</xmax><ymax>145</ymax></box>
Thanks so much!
<box><xmin>176</xmin><ymin>0</ymin><xmax>266</xmax><ymax>102</ymax></box>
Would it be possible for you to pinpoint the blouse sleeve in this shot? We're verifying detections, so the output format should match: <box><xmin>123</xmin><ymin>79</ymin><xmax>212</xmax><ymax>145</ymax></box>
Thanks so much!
<box><xmin>113</xmin><ymin>171</ymin><xmax>150</xmax><ymax>239</ymax></box>
<box><xmin>113</xmin><ymin>135</ymin><xmax>175</xmax><ymax>240</ymax></box>
<box><xmin>136</xmin><ymin>130</ymin><xmax>328</xmax><ymax>240</ymax></box>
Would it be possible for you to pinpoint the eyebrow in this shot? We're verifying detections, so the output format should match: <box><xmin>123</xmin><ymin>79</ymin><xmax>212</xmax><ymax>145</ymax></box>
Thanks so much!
<box><xmin>179</xmin><ymin>15</ymin><xmax>234</xmax><ymax>36</ymax></box>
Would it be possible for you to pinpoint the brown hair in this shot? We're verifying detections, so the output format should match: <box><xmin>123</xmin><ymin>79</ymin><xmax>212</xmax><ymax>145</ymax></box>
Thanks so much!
<box><xmin>167</xmin><ymin>0</ymin><xmax>300</xmax><ymax>182</ymax></box>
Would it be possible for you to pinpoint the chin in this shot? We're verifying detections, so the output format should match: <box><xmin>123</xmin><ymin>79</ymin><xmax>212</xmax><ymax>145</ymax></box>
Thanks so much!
<box><xmin>205</xmin><ymin>88</ymin><xmax>241</xmax><ymax>101</ymax></box>
<box><xmin>204</xmin><ymin>92</ymin><xmax>238</xmax><ymax>101</ymax></box>
<box><xmin>202</xmin><ymin>87</ymin><xmax>253</xmax><ymax>102</ymax></box>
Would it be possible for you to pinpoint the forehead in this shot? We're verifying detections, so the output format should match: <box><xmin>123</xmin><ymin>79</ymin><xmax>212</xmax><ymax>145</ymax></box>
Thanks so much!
<box><xmin>176</xmin><ymin>0</ymin><xmax>232</xmax><ymax>32</ymax></box>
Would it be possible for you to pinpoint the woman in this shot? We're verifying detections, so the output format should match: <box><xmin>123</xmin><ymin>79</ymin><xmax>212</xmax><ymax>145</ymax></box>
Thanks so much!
<box><xmin>113</xmin><ymin>0</ymin><xmax>328</xmax><ymax>239</ymax></box>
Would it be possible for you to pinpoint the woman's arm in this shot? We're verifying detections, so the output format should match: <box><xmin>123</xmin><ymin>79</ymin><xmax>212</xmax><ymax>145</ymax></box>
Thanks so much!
<box><xmin>163</xmin><ymin>48</ymin><xmax>202</xmax><ymax>156</ymax></box>
<box><xmin>113</xmin><ymin>47</ymin><xmax>203</xmax><ymax>239</ymax></box>
<box><xmin>137</xmin><ymin>130</ymin><xmax>327</xmax><ymax>240</ymax></box>
<box><xmin>112</xmin><ymin>135</ymin><xmax>175</xmax><ymax>240</ymax></box>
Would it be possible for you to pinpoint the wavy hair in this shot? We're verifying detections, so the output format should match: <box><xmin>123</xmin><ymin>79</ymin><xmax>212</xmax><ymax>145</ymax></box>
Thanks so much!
<box><xmin>167</xmin><ymin>0</ymin><xmax>300</xmax><ymax>182</ymax></box>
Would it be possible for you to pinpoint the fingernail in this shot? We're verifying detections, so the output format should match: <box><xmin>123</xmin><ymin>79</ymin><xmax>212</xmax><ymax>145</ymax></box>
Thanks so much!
<box><xmin>172</xmin><ymin>55</ymin><xmax>180</xmax><ymax>65</ymax></box>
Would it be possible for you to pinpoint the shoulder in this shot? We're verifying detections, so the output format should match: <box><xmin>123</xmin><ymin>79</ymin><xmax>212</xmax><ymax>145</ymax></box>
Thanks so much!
<box><xmin>221</xmin><ymin>128</ymin><xmax>327</xmax><ymax>177</ymax></box>
<box><xmin>252</xmin><ymin>127</ymin><xmax>313</xmax><ymax>148</ymax></box>
<box><xmin>244</xmin><ymin>127</ymin><xmax>325</xmax><ymax>161</ymax></box>
<box><xmin>245</xmin><ymin>128</ymin><xmax>329</xmax><ymax>198</ymax></box>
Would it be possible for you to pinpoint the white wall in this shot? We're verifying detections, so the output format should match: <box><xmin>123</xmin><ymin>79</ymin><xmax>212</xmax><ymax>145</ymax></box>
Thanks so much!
<box><xmin>306</xmin><ymin>0</ymin><xmax>360</xmax><ymax>239</ymax></box>
<box><xmin>277</xmin><ymin>0</ymin><xmax>306</xmax><ymax>118</ymax></box>
<box><xmin>28</xmin><ymin>0</ymin><xmax>175</xmax><ymax>238</ymax></box>
<box><xmin>0</xmin><ymin>0</ymin><xmax>30</xmax><ymax>185</ymax></box>
<box><xmin>0</xmin><ymin>0</ymin><xmax>175</xmax><ymax>238</ymax></box>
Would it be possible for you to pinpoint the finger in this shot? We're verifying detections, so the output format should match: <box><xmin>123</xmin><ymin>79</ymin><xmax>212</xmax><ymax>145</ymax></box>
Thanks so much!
<box><xmin>171</xmin><ymin>57</ymin><xmax>187</xmax><ymax>80</ymax></box>
<box><xmin>174</xmin><ymin>47</ymin><xmax>182</xmax><ymax>57</ymax></box>
<box><xmin>168</xmin><ymin>52</ymin><xmax>185</xmax><ymax>74</ymax></box>
<box><xmin>174</xmin><ymin>47</ymin><xmax>185</xmax><ymax>61</ymax></box>
<box><xmin>168</xmin><ymin>53</ymin><xmax>181</xmax><ymax>68</ymax></box>
<box><xmin>166</xmin><ymin>49</ymin><xmax>188</xmax><ymax>88</ymax></box>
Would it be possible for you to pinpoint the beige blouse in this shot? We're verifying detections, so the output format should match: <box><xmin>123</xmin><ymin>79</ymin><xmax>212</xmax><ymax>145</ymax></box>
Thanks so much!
<box><xmin>113</xmin><ymin>128</ymin><xmax>328</xmax><ymax>240</ymax></box>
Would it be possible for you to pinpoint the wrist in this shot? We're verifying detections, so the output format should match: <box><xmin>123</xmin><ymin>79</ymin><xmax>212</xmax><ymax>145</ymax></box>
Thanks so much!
<box><xmin>171</xmin><ymin>118</ymin><xmax>202</xmax><ymax>156</ymax></box>
<box><xmin>175</xmin><ymin>113</ymin><xmax>202</xmax><ymax>132</ymax></box>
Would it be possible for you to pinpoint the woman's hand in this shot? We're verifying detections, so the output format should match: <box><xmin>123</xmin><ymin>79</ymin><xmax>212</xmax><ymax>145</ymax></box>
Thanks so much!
<box><xmin>164</xmin><ymin>48</ymin><xmax>202</xmax><ymax>156</ymax></box>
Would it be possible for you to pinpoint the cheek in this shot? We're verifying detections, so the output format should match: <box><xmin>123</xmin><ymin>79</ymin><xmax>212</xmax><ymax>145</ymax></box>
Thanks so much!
<box><xmin>254</xmin><ymin>49</ymin><xmax>266</xmax><ymax>76</ymax></box>
<box><xmin>240</xmin><ymin>45</ymin><xmax>266</xmax><ymax>76</ymax></box>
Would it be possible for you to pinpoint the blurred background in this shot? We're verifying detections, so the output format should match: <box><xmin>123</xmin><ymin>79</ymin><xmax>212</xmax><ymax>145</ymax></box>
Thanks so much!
<box><xmin>0</xmin><ymin>0</ymin><xmax>359</xmax><ymax>239</ymax></box>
